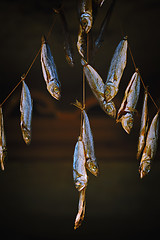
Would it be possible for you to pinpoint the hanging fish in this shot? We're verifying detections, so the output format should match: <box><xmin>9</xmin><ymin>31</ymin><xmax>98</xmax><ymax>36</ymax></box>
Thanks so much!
<box><xmin>81</xmin><ymin>58</ymin><xmax>116</xmax><ymax>118</ymax></box>
<box><xmin>139</xmin><ymin>111</ymin><xmax>159</xmax><ymax>178</ymax></box>
<box><xmin>94</xmin><ymin>0</ymin><xmax>105</xmax><ymax>7</ymax></box>
<box><xmin>104</xmin><ymin>36</ymin><xmax>128</xmax><ymax>102</ymax></box>
<box><xmin>73</xmin><ymin>136</ymin><xmax>88</xmax><ymax>191</ymax></box>
<box><xmin>77</xmin><ymin>24</ymin><xmax>87</xmax><ymax>58</ymax></box>
<box><xmin>0</xmin><ymin>107</ymin><xmax>7</xmax><ymax>170</ymax></box>
<box><xmin>41</xmin><ymin>35</ymin><xmax>61</xmax><ymax>100</ymax></box>
<box><xmin>53</xmin><ymin>8</ymin><xmax>74</xmax><ymax>66</ymax></box>
<box><xmin>74</xmin><ymin>187</ymin><xmax>86</xmax><ymax>230</ymax></box>
<box><xmin>137</xmin><ymin>89</ymin><xmax>149</xmax><ymax>160</ymax></box>
<box><xmin>94</xmin><ymin>0</ymin><xmax>116</xmax><ymax>52</ymax></box>
<box><xmin>20</xmin><ymin>80</ymin><xmax>33</xmax><ymax>145</ymax></box>
<box><xmin>82</xmin><ymin>109</ymin><xmax>98</xmax><ymax>176</ymax></box>
<box><xmin>117</xmin><ymin>70</ymin><xmax>140</xmax><ymax>134</ymax></box>
<box><xmin>78</xmin><ymin>0</ymin><xmax>93</xmax><ymax>34</ymax></box>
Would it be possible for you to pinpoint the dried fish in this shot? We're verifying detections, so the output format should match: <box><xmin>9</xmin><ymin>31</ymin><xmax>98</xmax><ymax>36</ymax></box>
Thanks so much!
<box><xmin>20</xmin><ymin>80</ymin><xmax>33</xmax><ymax>145</ymax></box>
<box><xmin>94</xmin><ymin>0</ymin><xmax>116</xmax><ymax>52</ymax></box>
<box><xmin>53</xmin><ymin>8</ymin><xmax>74</xmax><ymax>66</ymax></box>
<box><xmin>139</xmin><ymin>111</ymin><xmax>159</xmax><ymax>178</ymax></box>
<box><xmin>77</xmin><ymin>25</ymin><xmax>87</xmax><ymax>58</ymax></box>
<box><xmin>117</xmin><ymin>70</ymin><xmax>140</xmax><ymax>134</ymax></box>
<box><xmin>104</xmin><ymin>36</ymin><xmax>128</xmax><ymax>102</ymax></box>
<box><xmin>41</xmin><ymin>35</ymin><xmax>61</xmax><ymax>100</ymax></box>
<box><xmin>73</xmin><ymin>136</ymin><xmax>88</xmax><ymax>191</ymax></box>
<box><xmin>137</xmin><ymin>89</ymin><xmax>149</xmax><ymax>160</ymax></box>
<box><xmin>0</xmin><ymin>107</ymin><xmax>7</xmax><ymax>170</ymax></box>
<box><xmin>74</xmin><ymin>187</ymin><xmax>86</xmax><ymax>229</ymax></box>
<box><xmin>81</xmin><ymin>58</ymin><xmax>116</xmax><ymax>118</ymax></box>
<box><xmin>78</xmin><ymin>0</ymin><xmax>93</xmax><ymax>34</ymax></box>
<box><xmin>82</xmin><ymin>109</ymin><xmax>98</xmax><ymax>176</ymax></box>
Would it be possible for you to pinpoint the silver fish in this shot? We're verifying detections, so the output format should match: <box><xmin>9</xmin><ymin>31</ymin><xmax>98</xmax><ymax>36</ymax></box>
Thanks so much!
<box><xmin>137</xmin><ymin>90</ymin><xmax>149</xmax><ymax>160</ymax></box>
<box><xmin>104</xmin><ymin>36</ymin><xmax>128</xmax><ymax>102</ymax></box>
<box><xmin>81</xmin><ymin>58</ymin><xmax>116</xmax><ymax>118</ymax></box>
<box><xmin>117</xmin><ymin>71</ymin><xmax>140</xmax><ymax>134</ymax></box>
<box><xmin>77</xmin><ymin>24</ymin><xmax>87</xmax><ymax>58</ymax></box>
<box><xmin>139</xmin><ymin>111</ymin><xmax>159</xmax><ymax>178</ymax></box>
<box><xmin>41</xmin><ymin>35</ymin><xmax>61</xmax><ymax>100</ymax></box>
<box><xmin>82</xmin><ymin>110</ymin><xmax>98</xmax><ymax>176</ymax></box>
<box><xmin>20</xmin><ymin>80</ymin><xmax>33</xmax><ymax>145</ymax></box>
<box><xmin>0</xmin><ymin>107</ymin><xmax>7</xmax><ymax>170</ymax></box>
<box><xmin>78</xmin><ymin>0</ymin><xmax>93</xmax><ymax>34</ymax></box>
<box><xmin>74</xmin><ymin>187</ymin><xmax>86</xmax><ymax>230</ymax></box>
<box><xmin>73</xmin><ymin>136</ymin><xmax>88</xmax><ymax>191</ymax></box>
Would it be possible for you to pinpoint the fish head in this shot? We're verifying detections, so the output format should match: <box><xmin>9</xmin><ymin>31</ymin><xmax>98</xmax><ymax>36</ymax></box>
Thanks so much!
<box><xmin>22</xmin><ymin>128</ymin><xmax>31</xmax><ymax>145</ymax></box>
<box><xmin>104</xmin><ymin>85</ymin><xmax>117</xmax><ymax>102</ymax></box>
<box><xmin>86</xmin><ymin>159</ymin><xmax>98</xmax><ymax>176</ymax></box>
<box><xmin>47</xmin><ymin>80</ymin><xmax>61</xmax><ymax>100</ymax></box>
<box><xmin>121</xmin><ymin>113</ymin><xmax>133</xmax><ymax>134</ymax></box>
<box><xmin>102</xmin><ymin>100</ymin><xmax>116</xmax><ymax>118</ymax></box>
<box><xmin>80</xmin><ymin>13</ymin><xmax>92</xmax><ymax>34</ymax></box>
<box><xmin>139</xmin><ymin>160</ymin><xmax>151</xmax><ymax>178</ymax></box>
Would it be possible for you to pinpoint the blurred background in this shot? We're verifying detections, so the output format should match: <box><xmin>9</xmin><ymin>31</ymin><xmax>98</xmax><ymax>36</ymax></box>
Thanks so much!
<box><xmin>0</xmin><ymin>0</ymin><xmax>160</xmax><ymax>239</ymax></box>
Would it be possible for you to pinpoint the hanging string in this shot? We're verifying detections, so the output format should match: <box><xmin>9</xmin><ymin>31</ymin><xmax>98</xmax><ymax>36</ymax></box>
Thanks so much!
<box><xmin>0</xmin><ymin>16</ymin><xmax>57</xmax><ymax>108</ymax></box>
<box><xmin>128</xmin><ymin>42</ymin><xmax>159</xmax><ymax>111</ymax></box>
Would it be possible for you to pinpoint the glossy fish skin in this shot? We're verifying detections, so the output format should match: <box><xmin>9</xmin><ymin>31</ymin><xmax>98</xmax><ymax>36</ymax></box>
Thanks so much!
<box><xmin>81</xmin><ymin>58</ymin><xmax>116</xmax><ymax>118</ymax></box>
<box><xmin>0</xmin><ymin>107</ymin><xmax>7</xmax><ymax>170</ymax></box>
<box><xmin>20</xmin><ymin>81</ymin><xmax>33</xmax><ymax>145</ymax></box>
<box><xmin>82</xmin><ymin>110</ymin><xmax>98</xmax><ymax>176</ymax></box>
<box><xmin>137</xmin><ymin>90</ymin><xmax>149</xmax><ymax>160</ymax></box>
<box><xmin>73</xmin><ymin>137</ymin><xmax>88</xmax><ymax>192</ymax></box>
<box><xmin>77</xmin><ymin>24</ymin><xmax>87</xmax><ymax>58</ymax></box>
<box><xmin>41</xmin><ymin>36</ymin><xmax>61</xmax><ymax>100</ymax></box>
<box><xmin>78</xmin><ymin>0</ymin><xmax>93</xmax><ymax>34</ymax></box>
<box><xmin>139</xmin><ymin>112</ymin><xmax>159</xmax><ymax>178</ymax></box>
<box><xmin>117</xmin><ymin>71</ymin><xmax>140</xmax><ymax>134</ymax></box>
<box><xmin>74</xmin><ymin>187</ymin><xmax>86</xmax><ymax>230</ymax></box>
<box><xmin>104</xmin><ymin>37</ymin><xmax>128</xmax><ymax>102</ymax></box>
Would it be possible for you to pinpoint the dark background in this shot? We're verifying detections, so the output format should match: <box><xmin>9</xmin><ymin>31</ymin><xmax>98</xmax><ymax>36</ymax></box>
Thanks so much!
<box><xmin>0</xmin><ymin>0</ymin><xmax>160</xmax><ymax>239</ymax></box>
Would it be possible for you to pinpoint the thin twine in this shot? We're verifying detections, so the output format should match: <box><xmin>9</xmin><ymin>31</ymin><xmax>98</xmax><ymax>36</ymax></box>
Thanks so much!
<box><xmin>128</xmin><ymin>42</ymin><xmax>159</xmax><ymax>111</ymax></box>
<box><xmin>0</xmin><ymin>16</ymin><xmax>57</xmax><ymax>108</ymax></box>
<box><xmin>80</xmin><ymin>32</ymin><xmax>90</xmax><ymax>137</ymax></box>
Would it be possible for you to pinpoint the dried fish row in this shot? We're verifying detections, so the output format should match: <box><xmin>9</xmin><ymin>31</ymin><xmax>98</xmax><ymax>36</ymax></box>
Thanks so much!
<box><xmin>117</xmin><ymin>70</ymin><xmax>140</xmax><ymax>134</ymax></box>
<box><xmin>20</xmin><ymin>80</ymin><xmax>33</xmax><ymax>145</ymax></box>
<box><xmin>81</xmin><ymin>59</ymin><xmax>116</xmax><ymax>118</ymax></box>
<box><xmin>104</xmin><ymin>36</ymin><xmax>128</xmax><ymax>102</ymax></box>
<box><xmin>41</xmin><ymin>35</ymin><xmax>61</xmax><ymax>100</ymax></box>
<box><xmin>139</xmin><ymin>111</ymin><xmax>159</xmax><ymax>178</ymax></box>
<box><xmin>0</xmin><ymin>107</ymin><xmax>7</xmax><ymax>170</ymax></box>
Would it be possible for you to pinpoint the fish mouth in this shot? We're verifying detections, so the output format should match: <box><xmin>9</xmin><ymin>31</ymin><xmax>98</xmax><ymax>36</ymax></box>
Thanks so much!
<box><xmin>52</xmin><ymin>92</ymin><xmax>61</xmax><ymax>100</ymax></box>
<box><xmin>80</xmin><ymin>13</ymin><xmax>92</xmax><ymax>34</ymax></box>
<box><xmin>102</xmin><ymin>100</ymin><xmax>116</xmax><ymax>118</ymax></box>
<box><xmin>47</xmin><ymin>82</ymin><xmax>61</xmax><ymax>100</ymax></box>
